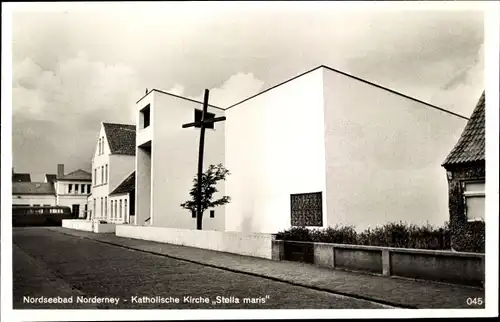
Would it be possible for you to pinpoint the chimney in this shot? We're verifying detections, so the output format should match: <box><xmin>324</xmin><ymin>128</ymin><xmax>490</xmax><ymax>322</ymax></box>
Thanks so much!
<box><xmin>57</xmin><ymin>164</ymin><xmax>65</xmax><ymax>178</ymax></box>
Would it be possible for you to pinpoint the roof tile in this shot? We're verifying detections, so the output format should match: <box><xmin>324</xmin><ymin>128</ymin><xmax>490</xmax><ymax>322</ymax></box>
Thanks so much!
<box><xmin>110</xmin><ymin>171</ymin><xmax>135</xmax><ymax>196</ymax></box>
<box><xmin>12</xmin><ymin>182</ymin><xmax>56</xmax><ymax>195</ymax></box>
<box><xmin>442</xmin><ymin>91</ymin><xmax>485</xmax><ymax>167</ymax></box>
<box><xmin>103</xmin><ymin>123</ymin><xmax>136</xmax><ymax>155</ymax></box>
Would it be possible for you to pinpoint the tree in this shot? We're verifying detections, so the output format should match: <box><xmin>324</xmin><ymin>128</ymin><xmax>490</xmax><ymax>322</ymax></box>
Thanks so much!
<box><xmin>180</xmin><ymin>163</ymin><xmax>231</xmax><ymax>230</ymax></box>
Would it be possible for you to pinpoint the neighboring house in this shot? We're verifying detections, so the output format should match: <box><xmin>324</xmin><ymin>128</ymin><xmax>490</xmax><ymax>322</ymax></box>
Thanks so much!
<box><xmin>12</xmin><ymin>182</ymin><xmax>56</xmax><ymax>207</ymax></box>
<box><xmin>442</xmin><ymin>91</ymin><xmax>485</xmax><ymax>252</ymax></box>
<box><xmin>45</xmin><ymin>174</ymin><xmax>57</xmax><ymax>184</ymax></box>
<box><xmin>55</xmin><ymin>164</ymin><xmax>92</xmax><ymax>218</ymax></box>
<box><xmin>91</xmin><ymin>122</ymin><xmax>136</xmax><ymax>222</ymax></box>
<box><xmin>134</xmin><ymin>65</ymin><xmax>468</xmax><ymax>234</ymax></box>
<box><xmin>12</xmin><ymin>172</ymin><xmax>31</xmax><ymax>183</ymax></box>
<box><xmin>109</xmin><ymin>171</ymin><xmax>135</xmax><ymax>224</ymax></box>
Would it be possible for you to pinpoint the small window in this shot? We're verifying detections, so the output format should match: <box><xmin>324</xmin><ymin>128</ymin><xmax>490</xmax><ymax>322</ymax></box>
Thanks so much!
<box><xmin>464</xmin><ymin>181</ymin><xmax>485</xmax><ymax>222</ymax></box>
<box><xmin>192</xmin><ymin>210</ymin><xmax>196</xmax><ymax>218</ymax></box>
<box><xmin>105</xmin><ymin>197</ymin><xmax>108</xmax><ymax>216</ymax></box>
<box><xmin>290</xmin><ymin>192</ymin><xmax>323</xmax><ymax>227</ymax></box>
<box><xmin>194</xmin><ymin>109</ymin><xmax>215</xmax><ymax>129</ymax></box>
<box><xmin>210</xmin><ymin>210</ymin><xmax>215</xmax><ymax>218</ymax></box>
<box><xmin>81</xmin><ymin>184</ymin><xmax>85</xmax><ymax>194</ymax></box>
<box><xmin>125</xmin><ymin>199</ymin><xmax>128</xmax><ymax>219</ymax></box>
<box><xmin>105</xmin><ymin>164</ymin><xmax>108</xmax><ymax>183</ymax></box>
<box><xmin>101</xmin><ymin>197</ymin><xmax>104</xmax><ymax>216</ymax></box>
<box><xmin>120</xmin><ymin>200</ymin><xmax>123</xmax><ymax>219</ymax></box>
<box><xmin>68</xmin><ymin>184</ymin><xmax>73</xmax><ymax>194</ymax></box>
<box><xmin>101</xmin><ymin>166</ymin><xmax>104</xmax><ymax>184</ymax></box>
<box><xmin>94</xmin><ymin>169</ymin><xmax>97</xmax><ymax>185</ymax></box>
<box><xmin>87</xmin><ymin>184</ymin><xmax>91</xmax><ymax>194</ymax></box>
<box><xmin>101</xmin><ymin>137</ymin><xmax>105</xmax><ymax>154</ymax></box>
<box><xmin>98</xmin><ymin>138</ymin><xmax>101</xmax><ymax>155</ymax></box>
<box><xmin>141</xmin><ymin>104</ymin><xmax>151</xmax><ymax>129</ymax></box>
<box><xmin>75</xmin><ymin>184</ymin><xmax>79</xmax><ymax>194</ymax></box>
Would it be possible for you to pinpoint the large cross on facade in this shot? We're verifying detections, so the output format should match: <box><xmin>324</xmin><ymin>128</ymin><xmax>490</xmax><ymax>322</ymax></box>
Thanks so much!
<box><xmin>182</xmin><ymin>89</ymin><xmax>226</xmax><ymax>230</ymax></box>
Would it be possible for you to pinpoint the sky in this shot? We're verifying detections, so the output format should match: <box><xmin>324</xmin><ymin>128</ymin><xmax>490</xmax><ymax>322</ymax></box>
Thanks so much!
<box><xmin>9</xmin><ymin>2</ymin><xmax>485</xmax><ymax>181</ymax></box>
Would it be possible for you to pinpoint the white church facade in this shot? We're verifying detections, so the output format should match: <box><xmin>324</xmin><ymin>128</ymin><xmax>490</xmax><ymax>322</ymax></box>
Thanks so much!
<box><xmin>134</xmin><ymin>65</ymin><xmax>467</xmax><ymax>234</ymax></box>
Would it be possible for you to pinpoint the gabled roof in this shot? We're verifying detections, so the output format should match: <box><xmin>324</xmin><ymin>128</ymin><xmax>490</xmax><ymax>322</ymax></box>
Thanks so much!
<box><xmin>13</xmin><ymin>182</ymin><xmax>56</xmax><ymax>195</ymax></box>
<box><xmin>110</xmin><ymin>171</ymin><xmax>135</xmax><ymax>196</ymax></box>
<box><xmin>442</xmin><ymin>91</ymin><xmax>485</xmax><ymax>168</ymax></box>
<box><xmin>45</xmin><ymin>174</ymin><xmax>57</xmax><ymax>183</ymax></box>
<box><xmin>57</xmin><ymin>169</ymin><xmax>92</xmax><ymax>181</ymax></box>
<box><xmin>136</xmin><ymin>65</ymin><xmax>469</xmax><ymax>120</ymax></box>
<box><xmin>12</xmin><ymin>173</ymin><xmax>31</xmax><ymax>182</ymax></box>
<box><xmin>103</xmin><ymin>123</ymin><xmax>136</xmax><ymax>155</ymax></box>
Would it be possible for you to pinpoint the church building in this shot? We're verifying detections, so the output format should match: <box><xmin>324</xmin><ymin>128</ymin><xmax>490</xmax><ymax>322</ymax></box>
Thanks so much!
<box><xmin>134</xmin><ymin>65</ymin><xmax>468</xmax><ymax>233</ymax></box>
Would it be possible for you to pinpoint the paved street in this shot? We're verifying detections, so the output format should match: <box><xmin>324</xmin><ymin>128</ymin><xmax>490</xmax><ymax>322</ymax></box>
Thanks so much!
<box><xmin>13</xmin><ymin>227</ymin><xmax>391</xmax><ymax>309</ymax></box>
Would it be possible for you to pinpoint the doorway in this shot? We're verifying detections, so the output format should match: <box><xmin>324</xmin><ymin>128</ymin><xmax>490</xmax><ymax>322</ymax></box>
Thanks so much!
<box><xmin>72</xmin><ymin>204</ymin><xmax>80</xmax><ymax>218</ymax></box>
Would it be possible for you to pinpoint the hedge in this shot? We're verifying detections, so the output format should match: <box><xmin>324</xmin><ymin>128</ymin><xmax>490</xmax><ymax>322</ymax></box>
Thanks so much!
<box><xmin>275</xmin><ymin>221</ymin><xmax>459</xmax><ymax>251</ymax></box>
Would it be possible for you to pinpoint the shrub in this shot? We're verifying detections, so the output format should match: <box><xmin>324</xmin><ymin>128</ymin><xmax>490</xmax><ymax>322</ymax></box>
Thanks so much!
<box><xmin>275</xmin><ymin>226</ymin><xmax>312</xmax><ymax>242</ymax></box>
<box><xmin>274</xmin><ymin>221</ymin><xmax>464</xmax><ymax>251</ymax></box>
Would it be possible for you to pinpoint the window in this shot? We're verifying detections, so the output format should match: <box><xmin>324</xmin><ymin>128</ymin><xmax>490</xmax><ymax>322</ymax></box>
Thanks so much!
<box><xmin>114</xmin><ymin>201</ymin><xmax>118</xmax><ymax>220</ymax></box>
<box><xmin>101</xmin><ymin>197</ymin><xmax>103</xmax><ymax>216</ymax></box>
<box><xmin>94</xmin><ymin>169</ymin><xmax>97</xmax><ymax>185</ymax></box>
<box><xmin>192</xmin><ymin>210</ymin><xmax>196</xmax><ymax>218</ymax></box>
<box><xmin>464</xmin><ymin>181</ymin><xmax>485</xmax><ymax>222</ymax></box>
<box><xmin>98</xmin><ymin>138</ymin><xmax>101</xmax><ymax>155</ymax></box>
<box><xmin>120</xmin><ymin>200</ymin><xmax>123</xmax><ymax>219</ymax></box>
<box><xmin>140</xmin><ymin>104</ymin><xmax>151</xmax><ymax>129</ymax></box>
<box><xmin>290</xmin><ymin>192</ymin><xmax>323</xmax><ymax>227</ymax></box>
<box><xmin>87</xmin><ymin>184</ymin><xmax>91</xmax><ymax>194</ymax></box>
<box><xmin>124</xmin><ymin>199</ymin><xmax>128</xmax><ymax>220</ymax></box>
<box><xmin>194</xmin><ymin>109</ymin><xmax>215</xmax><ymax>129</ymax></box>
<box><xmin>111</xmin><ymin>200</ymin><xmax>114</xmax><ymax>218</ymax></box>
<box><xmin>210</xmin><ymin>210</ymin><xmax>215</xmax><ymax>218</ymax></box>
<box><xmin>81</xmin><ymin>184</ymin><xmax>85</xmax><ymax>194</ymax></box>
<box><xmin>105</xmin><ymin>197</ymin><xmax>108</xmax><ymax>217</ymax></box>
<box><xmin>75</xmin><ymin>184</ymin><xmax>79</xmax><ymax>194</ymax></box>
<box><xmin>93</xmin><ymin>198</ymin><xmax>96</xmax><ymax>217</ymax></box>
<box><xmin>105</xmin><ymin>164</ymin><xmax>108</xmax><ymax>183</ymax></box>
<box><xmin>68</xmin><ymin>184</ymin><xmax>73</xmax><ymax>194</ymax></box>
<box><xmin>101</xmin><ymin>137</ymin><xmax>105</xmax><ymax>154</ymax></box>
<box><xmin>101</xmin><ymin>166</ymin><xmax>104</xmax><ymax>184</ymax></box>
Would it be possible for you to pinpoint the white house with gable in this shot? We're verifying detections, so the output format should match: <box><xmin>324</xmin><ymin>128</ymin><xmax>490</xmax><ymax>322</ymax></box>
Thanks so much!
<box><xmin>55</xmin><ymin>164</ymin><xmax>92</xmax><ymax>217</ymax></box>
<box><xmin>91</xmin><ymin>122</ymin><xmax>136</xmax><ymax>222</ymax></box>
<box><xmin>134</xmin><ymin>65</ymin><xmax>468</xmax><ymax>234</ymax></box>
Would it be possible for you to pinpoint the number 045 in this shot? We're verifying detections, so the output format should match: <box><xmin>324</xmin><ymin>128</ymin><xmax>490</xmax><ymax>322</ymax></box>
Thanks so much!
<box><xmin>466</xmin><ymin>297</ymin><xmax>483</xmax><ymax>305</ymax></box>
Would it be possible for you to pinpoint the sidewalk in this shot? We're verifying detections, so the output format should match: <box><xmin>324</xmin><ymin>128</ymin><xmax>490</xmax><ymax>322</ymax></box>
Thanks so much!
<box><xmin>50</xmin><ymin>227</ymin><xmax>485</xmax><ymax>309</ymax></box>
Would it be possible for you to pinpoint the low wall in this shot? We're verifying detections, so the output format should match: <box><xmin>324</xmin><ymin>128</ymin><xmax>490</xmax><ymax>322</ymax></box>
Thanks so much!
<box><xmin>94</xmin><ymin>223</ymin><xmax>116</xmax><ymax>233</ymax></box>
<box><xmin>62</xmin><ymin>219</ymin><xmax>93</xmax><ymax>232</ymax></box>
<box><xmin>116</xmin><ymin>225</ymin><xmax>275</xmax><ymax>259</ymax></box>
<box><xmin>274</xmin><ymin>241</ymin><xmax>484</xmax><ymax>287</ymax></box>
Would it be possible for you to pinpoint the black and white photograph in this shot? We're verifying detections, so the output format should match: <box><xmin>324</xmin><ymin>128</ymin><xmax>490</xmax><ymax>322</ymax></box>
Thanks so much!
<box><xmin>1</xmin><ymin>1</ymin><xmax>499</xmax><ymax>321</ymax></box>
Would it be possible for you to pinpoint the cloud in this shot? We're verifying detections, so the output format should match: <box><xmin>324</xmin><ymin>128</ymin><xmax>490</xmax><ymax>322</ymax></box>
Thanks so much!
<box><xmin>12</xmin><ymin>51</ymin><xmax>144</xmax><ymax>176</ymax></box>
<box><xmin>166</xmin><ymin>84</ymin><xmax>185</xmax><ymax>96</ymax></box>
<box><xmin>429</xmin><ymin>42</ymin><xmax>485</xmax><ymax>117</ymax></box>
<box><xmin>189</xmin><ymin>73</ymin><xmax>265</xmax><ymax>108</ymax></box>
<box><xmin>10</xmin><ymin>5</ymin><xmax>484</xmax><ymax>176</ymax></box>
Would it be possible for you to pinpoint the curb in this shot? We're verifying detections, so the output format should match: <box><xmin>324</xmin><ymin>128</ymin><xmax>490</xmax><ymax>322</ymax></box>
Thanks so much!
<box><xmin>53</xmin><ymin>229</ymin><xmax>415</xmax><ymax>309</ymax></box>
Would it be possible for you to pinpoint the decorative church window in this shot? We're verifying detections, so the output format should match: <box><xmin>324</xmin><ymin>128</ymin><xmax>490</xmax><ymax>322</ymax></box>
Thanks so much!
<box><xmin>290</xmin><ymin>192</ymin><xmax>323</xmax><ymax>227</ymax></box>
<box><xmin>194</xmin><ymin>109</ymin><xmax>215</xmax><ymax>129</ymax></box>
